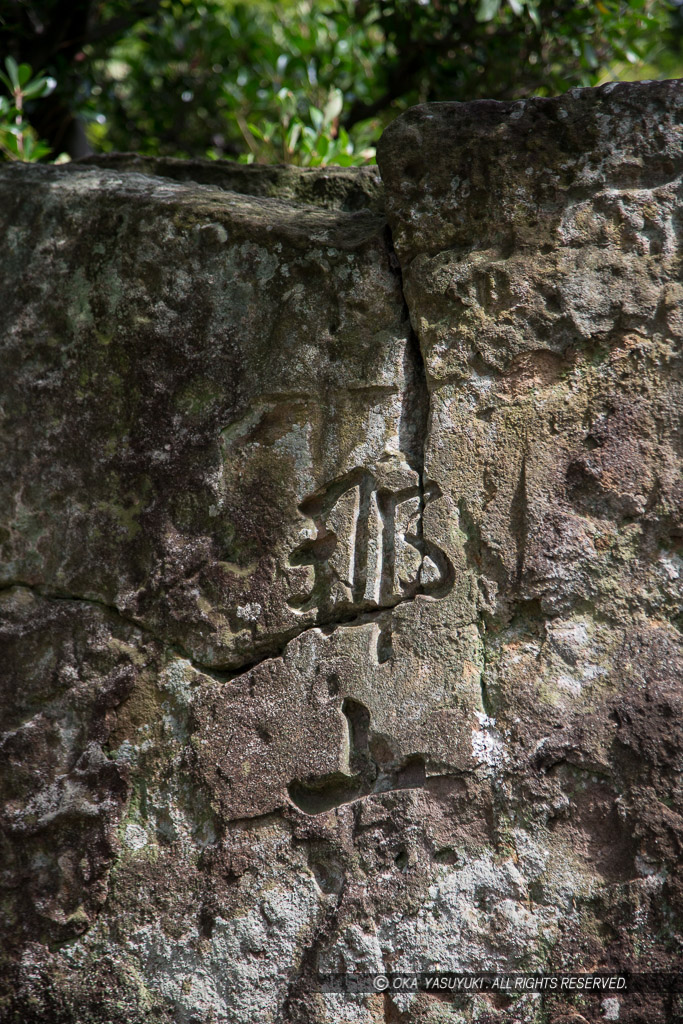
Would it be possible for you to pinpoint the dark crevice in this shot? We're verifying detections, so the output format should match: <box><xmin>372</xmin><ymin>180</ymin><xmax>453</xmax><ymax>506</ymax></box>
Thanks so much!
<box><xmin>376</xmin><ymin>618</ymin><xmax>394</xmax><ymax>663</ymax></box>
<box><xmin>479</xmin><ymin>641</ymin><xmax>495</xmax><ymax>720</ymax></box>
<box><xmin>512</xmin><ymin>452</ymin><xmax>528</xmax><ymax>588</ymax></box>
<box><xmin>393</xmin><ymin>227</ymin><xmax>430</xmax><ymax>582</ymax></box>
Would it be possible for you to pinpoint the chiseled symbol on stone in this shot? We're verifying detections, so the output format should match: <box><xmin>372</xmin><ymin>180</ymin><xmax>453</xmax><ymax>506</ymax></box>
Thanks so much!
<box><xmin>288</xmin><ymin>470</ymin><xmax>452</xmax><ymax>614</ymax></box>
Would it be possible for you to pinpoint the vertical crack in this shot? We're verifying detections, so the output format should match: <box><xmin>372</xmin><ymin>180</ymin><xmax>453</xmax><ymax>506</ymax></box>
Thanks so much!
<box><xmin>398</xmin><ymin>310</ymin><xmax>429</xmax><ymax>489</ymax></box>
<box><xmin>479</xmin><ymin>634</ymin><xmax>495</xmax><ymax>719</ymax></box>
<box><xmin>512</xmin><ymin>451</ymin><xmax>529</xmax><ymax>589</ymax></box>
<box><xmin>387</xmin><ymin>224</ymin><xmax>432</xmax><ymax>660</ymax></box>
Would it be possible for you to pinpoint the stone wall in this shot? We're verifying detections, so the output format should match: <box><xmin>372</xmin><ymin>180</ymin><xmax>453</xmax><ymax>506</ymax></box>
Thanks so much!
<box><xmin>1</xmin><ymin>80</ymin><xmax>681</xmax><ymax>1023</ymax></box>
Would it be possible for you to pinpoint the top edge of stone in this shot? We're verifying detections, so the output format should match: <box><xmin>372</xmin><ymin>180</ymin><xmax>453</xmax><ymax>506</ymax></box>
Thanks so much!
<box><xmin>379</xmin><ymin>77</ymin><xmax>683</xmax><ymax>129</ymax></box>
<box><xmin>377</xmin><ymin>78</ymin><xmax>683</xmax><ymax>262</ymax></box>
<box><xmin>73</xmin><ymin>152</ymin><xmax>385</xmax><ymax>215</ymax></box>
<box><xmin>0</xmin><ymin>161</ymin><xmax>387</xmax><ymax>250</ymax></box>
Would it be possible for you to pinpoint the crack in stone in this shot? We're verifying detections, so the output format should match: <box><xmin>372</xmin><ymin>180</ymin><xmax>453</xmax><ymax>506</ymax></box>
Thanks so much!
<box><xmin>478</xmin><ymin>632</ymin><xmax>495</xmax><ymax>721</ymax></box>
<box><xmin>0</xmin><ymin>580</ymin><xmax>438</xmax><ymax>686</ymax></box>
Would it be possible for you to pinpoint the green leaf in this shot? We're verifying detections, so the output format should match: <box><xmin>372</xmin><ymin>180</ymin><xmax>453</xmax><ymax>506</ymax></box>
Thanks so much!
<box><xmin>286</xmin><ymin>120</ymin><xmax>301</xmax><ymax>150</ymax></box>
<box><xmin>508</xmin><ymin>0</ymin><xmax>523</xmax><ymax>14</ymax></box>
<box><xmin>17</xmin><ymin>63</ymin><xmax>32</xmax><ymax>87</ymax></box>
<box><xmin>309</xmin><ymin>105</ymin><xmax>323</xmax><ymax>131</ymax></box>
<box><xmin>0</xmin><ymin>129</ymin><xmax>21</xmax><ymax>157</ymax></box>
<box><xmin>322</xmin><ymin>87</ymin><xmax>343</xmax><ymax>126</ymax></box>
<box><xmin>276</xmin><ymin>86</ymin><xmax>297</xmax><ymax>117</ymax></box>
<box><xmin>25</xmin><ymin>138</ymin><xmax>51</xmax><ymax>161</ymax></box>
<box><xmin>4</xmin><ymin>56</ymin><xmax>21</xmax><ymax>90</ymax></box>
<box><xmin>246</xmin><ymin>121</ymin><xmax>268</xmax><ymax>142</ymax></box>
<box><xmin>22</xmin><ymin>76</ymin><xmax>57</xmax><ymax>100</ymax></box>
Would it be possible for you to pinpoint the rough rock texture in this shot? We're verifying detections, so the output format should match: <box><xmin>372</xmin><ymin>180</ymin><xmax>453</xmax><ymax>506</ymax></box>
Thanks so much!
<box><xmin>1</xmin><ymin>80</ymin><xmax>682</xmax><ymax>1024</ymax></box>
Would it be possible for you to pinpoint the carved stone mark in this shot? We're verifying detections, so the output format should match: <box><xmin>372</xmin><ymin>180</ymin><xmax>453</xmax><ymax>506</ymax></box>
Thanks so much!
<box><xmin>288</xmin><ymin>470</ymin><xmax>453</xmax><ymax>617</ymax></box>
<box><xmin>287</xmin><ymin>696</ymin><xmax>426</xmax><ymax>815</ymax></box>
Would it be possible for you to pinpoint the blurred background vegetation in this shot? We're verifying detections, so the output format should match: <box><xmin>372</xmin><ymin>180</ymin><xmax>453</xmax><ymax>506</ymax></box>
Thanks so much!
<box><xmin>1</xmin><ymin>0</ymin><xmax>682</xmax><ymax>166</ymax></box>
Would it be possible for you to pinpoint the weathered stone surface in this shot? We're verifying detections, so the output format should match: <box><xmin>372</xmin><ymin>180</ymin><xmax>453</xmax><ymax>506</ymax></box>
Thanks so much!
<box><xmin>376</xmin><ymin>79</ymin><xmax>683</xmax><ymax>1022</ymax></box>
<box><xmin>1</xmin><ymin>80</ymin><xmax>682</xmax><ymax>1024</ymax></box>
<box><xmin>0</xmin><ymin>161</ymin><xmax>409</xmax><ymax>671</ymax></box>
<box><xmin>0</xmin><ymin>588</ymin><xmax>162</xmax><ymax>950</ymax></box>
<box><xmin>76</xmin><ymin>153</ymin><xmax>386</xmax><ymax>214</ymax></box>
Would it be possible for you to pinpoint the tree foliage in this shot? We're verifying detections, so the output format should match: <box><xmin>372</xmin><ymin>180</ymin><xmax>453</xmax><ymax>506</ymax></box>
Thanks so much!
<box><xmin>0</xmin><ymin>56</ymin><xmax>56</xmax><ymax>160</ymax></box>
<box><xmin>0</xmin><ymin>0</ymin><xmax>681</xmax><ymax>164</ymax></box>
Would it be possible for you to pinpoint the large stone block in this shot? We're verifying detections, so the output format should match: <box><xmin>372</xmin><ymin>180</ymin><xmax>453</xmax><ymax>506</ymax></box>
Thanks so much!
<box><xmin>1</xmin><ymin>81</ymin><xmax>681</xmax><ymax>1024</ymax></box>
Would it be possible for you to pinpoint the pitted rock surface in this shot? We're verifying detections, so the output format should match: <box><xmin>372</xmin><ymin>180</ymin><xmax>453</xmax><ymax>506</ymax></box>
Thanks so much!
<box><xmin>1</xmin><ymin>80</ymin><xmax>682</xmax><ymax>1024</ymax></box>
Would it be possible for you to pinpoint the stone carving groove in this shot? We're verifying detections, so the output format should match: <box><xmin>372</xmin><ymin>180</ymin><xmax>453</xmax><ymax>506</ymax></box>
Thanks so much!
<box><xmin>287</xmin><ymin>696</ymin><xmax>427</xmax><ymax>815</ymax></box>
<box><xmin>288</xmin><ymin>471</ymin><xmax>453</xmax><ymax>615</ymax></box>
